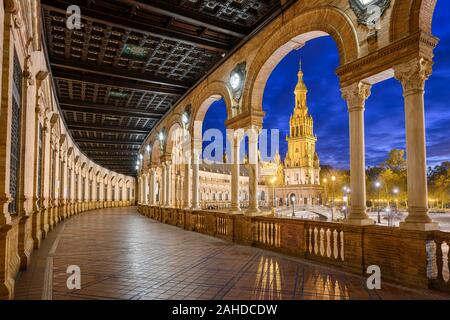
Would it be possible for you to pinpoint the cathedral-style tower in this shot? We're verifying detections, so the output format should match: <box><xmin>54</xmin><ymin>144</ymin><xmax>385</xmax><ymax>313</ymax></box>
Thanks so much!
<box><xmin>284</xmin><ymin>60</ymin><xmax>320</xmax><ymax>185</ymax></box>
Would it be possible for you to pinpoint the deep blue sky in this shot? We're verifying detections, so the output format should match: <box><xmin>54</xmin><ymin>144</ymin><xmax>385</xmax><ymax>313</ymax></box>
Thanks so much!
<box><xmin>203</xmin><ymin>2</ymin><xmax>450</xmax><ymax>169</ymax></box>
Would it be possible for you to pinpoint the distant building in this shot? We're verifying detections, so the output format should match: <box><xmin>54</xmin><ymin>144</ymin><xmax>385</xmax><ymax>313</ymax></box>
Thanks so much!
<box><xmin>197</xmin><ymin>61</ymin><xmax>323</xmax><ymax>210</ymax></box>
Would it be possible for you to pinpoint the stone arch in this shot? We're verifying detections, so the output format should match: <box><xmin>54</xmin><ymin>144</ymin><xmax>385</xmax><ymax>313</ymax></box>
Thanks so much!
<box><xmin>192</xmin><ymin>80</ymin><xmax>233</xmax><ymax>128</ymax></box>
<box><xmin>151</xmin><ymin>139</ymin><xmax>161</xmax><ymax>166</ymax></box>
<box><xmin>390</xmin><ymin>0</ymin><xmax>437</xmax><ymax>41</ymax></box>
<box><xmin>165</xmin><ymin>121</ymin><xmax>183</xmax><ymax>157</ymax></box>
<box><xmin>243</xmin><ymin>7</ymin><xmax>359</xmax><ymax>114</ymax></box>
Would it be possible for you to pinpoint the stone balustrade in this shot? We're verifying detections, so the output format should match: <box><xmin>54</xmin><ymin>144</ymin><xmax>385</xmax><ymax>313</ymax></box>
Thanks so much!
<box><xmin>428</xmin><ymin>231</ymin><xmax>450</xmax><ymax>291</ymax></box>
<box><xmin>138</xmin><ymin>204</ymin><xmax>450</xmax><ymax>294</ymax></box>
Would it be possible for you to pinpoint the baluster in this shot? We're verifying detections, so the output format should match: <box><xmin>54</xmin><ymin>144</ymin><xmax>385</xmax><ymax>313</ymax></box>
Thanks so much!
<box><xmin>258</xmin><ymin>222</ymin><xmax>262</xmax><ymax>243</ymax></box>
<box><xmin>441</xmin><ymin>242</ymin><xmax>449</xmax><ymax>283</ymax></box>
<box><xmin>326</xmin><ymin>229</ymin><xmax>332</xmax><ymax>258</ymax></box>
<box><xmin>271</xmin><ymin>223</ymin><xmax>275</xmax><ymax>246</ymax></box>
<box><xmin>340</xmin><ymin>231</ymin><xmax>345</xmax><ymax>261</ymax></box>
<box><xmin>277</xmin><ymin>224</ymin><xmax>280</xmax><ymax>247</ymax></box>
<box><xmin>314</xmin><ymin>227</ymin><xmax>319</xmax><ymax>255</ymax></box>
<box><xmin>309</xmin><ymin>227</ymin><xmax>313</xmax><ymax>254</ymax></box>
<box><xmin>333</xmin><ymin>230</ymin><xmax>338</xmax><ymax>259</ymax></box>
<box><xmin>426</xmin><ymin>240</ymin><xmax>438</xmax><ymax>280</ymax></box>
<box><xmin>320</xmin><ymin>228</ymin><xmax>325</xmax><ymax>256</ymax></box>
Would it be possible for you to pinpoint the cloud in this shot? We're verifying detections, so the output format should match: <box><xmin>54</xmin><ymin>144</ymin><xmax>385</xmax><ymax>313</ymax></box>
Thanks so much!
<box><xmin>202</xmin><ymin>2</ymin><xmax>449</xmax><ymax>169</ymax></box>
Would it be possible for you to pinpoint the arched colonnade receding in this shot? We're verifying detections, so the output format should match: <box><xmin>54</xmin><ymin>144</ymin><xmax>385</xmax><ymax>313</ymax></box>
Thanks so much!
<box><xmin>0</xmin><ymin>0</ymin><xmax>137</xmax><ymax>300</ymax></box>
<box><xmin>138</xmin><ymin>1</ymin><xmax>440</xmax><ymax>231</ymax></box>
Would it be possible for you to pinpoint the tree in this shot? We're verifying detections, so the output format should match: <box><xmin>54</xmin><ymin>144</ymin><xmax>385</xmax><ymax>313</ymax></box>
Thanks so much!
<box><xmin>383</xmin><ymin>149</ymin><xmax>407</xmax><ymax>173</ymax></box>
<box><xmin>428</xmin><ymin>162</ymin><xmax>450</xmax><ymax>209</ymax></box>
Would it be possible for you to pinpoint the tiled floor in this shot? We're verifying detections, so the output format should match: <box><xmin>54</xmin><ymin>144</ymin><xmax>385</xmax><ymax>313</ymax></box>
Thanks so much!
<box><xmin>14</xmin><ymin>207</ymin><xmax>449</xmax><ymax>300</ymax></box>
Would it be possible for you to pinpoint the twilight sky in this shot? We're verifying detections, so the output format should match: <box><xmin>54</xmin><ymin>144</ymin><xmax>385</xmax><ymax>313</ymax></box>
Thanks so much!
<box><xmin>203</xmin><ymin>1</ymin><xmax>450</xmax><ymax>169</ymax></box>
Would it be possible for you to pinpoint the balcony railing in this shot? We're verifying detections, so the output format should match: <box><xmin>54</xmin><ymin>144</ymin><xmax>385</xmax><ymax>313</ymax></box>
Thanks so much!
<box><xmin>138</xmin><ymin>204</ymin><xmax>450</xmax><ymax>294</ymax></box>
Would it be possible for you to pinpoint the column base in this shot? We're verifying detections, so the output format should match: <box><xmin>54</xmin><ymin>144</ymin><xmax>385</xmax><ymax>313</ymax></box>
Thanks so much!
<box><xmin>245</xmin><ymin>208</ymin><xmax>261</xmax><ymax>216</ymax></box>
<box><xmin>399</xmin><ymin>221</ymin><xmax>439</xmax><ymax>231</ymax></box>
<box><xmin>229</xmin><ymin>207</ymin><xmax>241</xmax><ymax>214</ymax></box>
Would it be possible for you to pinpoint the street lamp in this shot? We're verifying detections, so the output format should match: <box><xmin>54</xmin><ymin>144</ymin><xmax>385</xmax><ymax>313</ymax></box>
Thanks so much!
<box><xmin>386</xmin><ymin>207</ymin><xmax>392</xmax><ymax>226</ymax></box>
<box><xmin>271</xmin><ymin>176</ymin><xmax>277</xmax><ymax>214</ymax></box>
<box><xmin>392</xmin><ymin>188</ymin><xmax>399</xmax><ymax>213</ymax></box>
<box><xmin>375</xmin><ymin>181</ymin><xmax>381</xmax><ymax>224</ymax></box>
<box><xmin>343</xmin><ymin>186</ymin><xmax>350</xmax><ymax>220</ymax></box>
<box><xmin>331</xmin><ymin>176</ymin><xmax>336</xmax><ymax>221</ymax></box>
<box><xmin>291</xmin><ymin>195</ymin><xmax>296</xmax><ymax>217</ymax></box>
<box><xmin>322</xmin><ymin>178</ymin><xmax>328</xmax><ymax>206</ymax></box>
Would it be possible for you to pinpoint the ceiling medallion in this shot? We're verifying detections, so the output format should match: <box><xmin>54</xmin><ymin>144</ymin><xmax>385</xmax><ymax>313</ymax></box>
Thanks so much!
<box><xmin>349</xmin><ymin>0</ymin><xmax>391</xmax><ymax>26</ymax></box>
<box><xmin>229</xmin><ymin>62</ymin><xmax>246</xmax><ymax>102</ymax></box>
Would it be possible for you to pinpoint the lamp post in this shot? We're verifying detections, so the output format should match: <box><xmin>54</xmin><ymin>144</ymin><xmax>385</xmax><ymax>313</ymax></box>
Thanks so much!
<box><xmin>343</xmin><ymin>186</ymin><xmax>350</xmax><ymax>220</ymax></box>
<box><xmin>322</xmin><ymin>178</ymin><xmax>328</xmax><ymax>206</ymax></box>
<box><xmin>375</xmin><ymin>181</ymin><xmax>381</xmax><ymax>224</ymax></box>
<box><xmin>271</xmin><ymin>177</ymin><xmax>277</xmax><ymax>214</ymax></box>
<box><xmin>291</xmin><ymin>195</ymin><xmax>296</xmax><ymax>217</ymax></box>
<box><xmin>386</xmin><ymin>207</ymin><xmax>392</xmax><ymax>226</ymax></box>
<box><xmin>393</xmin><ymin>188</ymin><xmax>399</xmax><ymax>214</ymax></box>
<box><xmin>331</xmin><ymin>176</ymin><xmax>336</xmax><ymax>221</ymax></box>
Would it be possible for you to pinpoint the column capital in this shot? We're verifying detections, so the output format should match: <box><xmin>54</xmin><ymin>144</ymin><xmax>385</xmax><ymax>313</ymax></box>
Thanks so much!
<box><xmin>341</xmin><ymin>82</ymin><xmax>371</xmax><ymax>112</ymax></box>
<box><xmin>394</xmin><ymin>57</ymin><xmax>433</xmax><ymax>94</ymax></box>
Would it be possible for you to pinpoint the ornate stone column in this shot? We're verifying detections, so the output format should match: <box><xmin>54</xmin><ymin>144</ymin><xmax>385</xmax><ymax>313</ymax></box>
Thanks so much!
<box><xmin>341</xmin><ymin>82</ymin><xmax>374</xmax><ymax>226</ymax></box>
<box><xmin>246</xmin><ymin>127</ymin><xmax>260</xmax><ymax>215</ymax></box>
<box><xmin>161</xmin><ymin>164</ymin><xmax>167</xmax><ymax>206</ymax></box>
<box><xmin>165</xmin><ymin>162</ymin><xmax>172</xmax><ymax>207</ymax></box>
<box><xmin>230</xmin><ymin>131</ymin><xmax>243</xmax><ymax>213</ymax></box>
<box><xmin>143</xmin><ymin>173</ymin><xmax>148</xmax><ymax>205</ymax></box>
<box><xmin>183</xmin><ymin>160</ymin><xmax>191</xmax><ymax>209</ymax></box>
<box><xmin>147</xmin><ymin>169</ymin><xmax>153</xmax><ymax>205</ymax></box>
<box><xmin>191</xmin><ymin>150</ymin><xmax>200</xmax><ymax>210</ymax></box>
<box><xmin>394</xmin><ymin>58</ymin><xmax>438</xmax><ymax>231</ymax></box>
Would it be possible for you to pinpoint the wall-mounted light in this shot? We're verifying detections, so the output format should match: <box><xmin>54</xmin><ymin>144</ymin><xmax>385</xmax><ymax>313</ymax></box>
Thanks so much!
<box><xmin>229</xmin><ymin>72</ymin><xmax>241</xmax><ymax>91</ymax></box>
<box><xmin>158</xmin><ymin>131</ymin><xmax>165</xmax><ymax>142</ymax></box>
<box><xmin>229</xmin><ymin>62</ymin><xmax>246</xmax><ymax>101</ymax></box>
<box><xmin>181</xmin><ymin>112</ymin><xmax>189</xmax><ymax>125</ymax></box>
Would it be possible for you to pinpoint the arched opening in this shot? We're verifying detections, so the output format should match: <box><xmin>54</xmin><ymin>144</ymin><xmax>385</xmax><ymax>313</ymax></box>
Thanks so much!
<box><xmin>256</xmin><ymin>33</ymin><xmax>344</xmax><ymax>218</ymax></box>
<box><xmin>194</xmin><ymin>95</ymin><xmax>238</xmax><ymax>210</ymax></box>
<box><xmin>166</xmin><ymin>123</ymin><xmax>186</xmax><ymax>208</ymax></box>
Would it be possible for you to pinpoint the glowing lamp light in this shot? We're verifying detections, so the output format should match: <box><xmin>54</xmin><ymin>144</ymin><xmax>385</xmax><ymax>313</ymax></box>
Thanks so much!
<box><xmin>139</xmin><ymin>154</ymin><xmax>143</xmax><ymax>160</ymax></box>
<box><xmin>181</xmin><ymin>112</ymin><xmax>189</xmax><ymax>125</ymax></box>
<box><xmin>135</xmin><ymin>165</ymin><xmax>139</xmax><ymax>170</ymax></box>
<box><xmin>136</xmin><ymin>160</ymin><xmax>140</xmax><ymax>166</ymax></box>
<box><xmin>146</xmin><ymin>145</ymin><xmax>151</xmax><ymax>153</ymax></box>
<box><xmin>331</xmin><ymin>176</ymin><xmax>336</xmax><ymax>182</ymax></box>
<box><xmin>230</xmin><ymin>72</ymin><xmax>241</xmax><ymax>90</ymax></box>
<box><xmin>375</xmin><ymin>181</ymin><xmax>381</xmax><ymax>188</ymax></box>
<box><xmin>158</xmin><ymin>131</ymin><xmax>165</xmax><ymax>142</ymax></box>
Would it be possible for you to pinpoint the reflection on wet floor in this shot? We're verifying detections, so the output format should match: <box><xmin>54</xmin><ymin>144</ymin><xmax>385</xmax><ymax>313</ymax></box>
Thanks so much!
<box><xmin>14</xmin><ymin>207</ymin><xmax>448</xmax><ymax>300</ymax></box>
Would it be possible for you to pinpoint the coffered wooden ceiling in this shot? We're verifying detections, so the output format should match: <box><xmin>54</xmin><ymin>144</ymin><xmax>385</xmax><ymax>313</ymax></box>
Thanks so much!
<box><xmin>41</xmin><ymin>0</ymin><xmax>291</xmax><ymax>176</ymax></box>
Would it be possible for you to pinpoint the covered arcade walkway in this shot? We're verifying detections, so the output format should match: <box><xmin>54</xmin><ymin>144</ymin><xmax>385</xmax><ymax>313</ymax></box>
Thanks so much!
<box><xmin>14</xmin><ymin>207</ymin><xmax>446</xmax><ymax>300</ymax></box>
